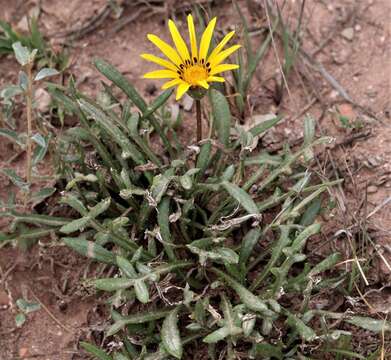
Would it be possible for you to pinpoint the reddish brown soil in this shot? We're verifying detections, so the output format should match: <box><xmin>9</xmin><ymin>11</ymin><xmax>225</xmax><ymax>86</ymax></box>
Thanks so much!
<box><xmin>0</xmin><ymin>0</ymin><xmax>390</xmax><ymax>358</ymax></box>
<box><xmin>0</xmin><ymin>246</ymin><xmax>102</xmax><ymax>359</ymax></box>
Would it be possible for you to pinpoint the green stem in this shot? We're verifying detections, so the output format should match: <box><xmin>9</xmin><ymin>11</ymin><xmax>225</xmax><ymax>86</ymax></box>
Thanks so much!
<box><xmin>196</xmin><ymin>99</ymin><xmax>202</xmax><ymax>142</ymax></box>
<box><xmin>25</xmin><ymin>63</ymin><xmax>33</xmax><ymax>205</ymax></box>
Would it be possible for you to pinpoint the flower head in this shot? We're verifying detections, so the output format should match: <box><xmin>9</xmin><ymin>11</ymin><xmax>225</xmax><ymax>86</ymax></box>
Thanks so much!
<box><xmin>141</xmin><ymin>15</ymin><xmax>240</xmax><ymax>100</ymax></box>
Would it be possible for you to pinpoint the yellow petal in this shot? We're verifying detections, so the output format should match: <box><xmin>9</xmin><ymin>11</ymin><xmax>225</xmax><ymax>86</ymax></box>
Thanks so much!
<box><xmin>143</xmin><ymin>69</ymin><xmax>179</xmax><ymax>79</ymax></box>
<box><xmin>199</xmin><ymin>17</ymin><xmax>217</xmax><ymax>61</ymax></box>
<box><xmin>207</xmin><ymin>31</ymin><xmax>235</xmax><ymax>63</ymax></box>
<box><xmin>168</xmin><ymin>20</ymin><xmax>190</xmax><ymax>62</ymax></box>
<box><xmin>197</xmin><ymin>80</ymin><xmax>209</xmax><ymax>89</ymax></box>
<box><xmin>176</xmin><ymin>83</ymin><xmax>190</xmax><ymax>100</ymax></box>
<box><xmin>207</xmin><ymin>76</ymin><xmax>225</xmax><ymax>83</ymax></box>
<box><xmin>147</xmin><ymin>34</ymin><xmax>182</xmax><ymax>66</ymax></box>
<box><xmin>141</xmin><ymin>53</ymin><xmax>178</xmax><ymax>72</ymax></box>
<box><xmin>162</xmin><ymin>78</ymin><xmax>183</xmax><ymax>90</ymax></box>
<box><xmin>187</xmin><ymin>14</ymin><xmax>198</xmax><ymax>61</ymax></box>
<box><xmin>209</xmin><ymin>45</ymin><xmax>241</xmax><ymax>67</ymax></box>
<box><xmin>210</xmin><ymin>63</ymin><xmax>239</xmax><ymax>76</ymax></box>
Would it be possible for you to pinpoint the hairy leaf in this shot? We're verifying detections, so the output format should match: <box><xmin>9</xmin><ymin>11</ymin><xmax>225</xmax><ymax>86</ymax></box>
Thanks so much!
<box><xmin>222</xmin><ymin>181</ymin><xmax>259</xmax><ymax>215</ymax></box>
<box><xmin>210</xmin><ymin>89</ymin><xmax>230</xmax><ymax>147</ymax></box>
<box><xmin>162</xmin><ymin>308</ymin><xmax>182</xmax><ymax>359</ymax></box>
<box><xmin>63</xmin><ymin>237</ymin><xmax>116</xmax><ymax>264</ymax></box>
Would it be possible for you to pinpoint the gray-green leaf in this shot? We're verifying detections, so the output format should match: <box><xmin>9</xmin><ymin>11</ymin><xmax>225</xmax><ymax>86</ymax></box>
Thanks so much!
<box><xmin>239</xmin><ymin>228</ymin><xmax>261</xmax><ymax>267</ymax></box>
<box><xmin>221</xmin><ymin>181</ymin><xmax>259</xmax><ymax>215</ymax></box>
<box><xmin>60</xmin><ymin>216</ymin><xmax>90</xmax><ymax>234</ymax></box>
<box><xmin>210</xmin><ymin>89</ymin><xmax>231</xmax><ymax>147</ymax></box>
<box><xmin>161</xmin><ymin>308</ymin><xmax>183</xmax><ymax>359</ymax></box>
<box><xmin>78</xmin><ymin>98</ymin><xmax>144</xmax><ymax>163</ymax></box>
<box><xmin>80</xmin><ymin>342</ymin><xmax>113</xmax><ymax>360</ymax></box>
<box><xmin>16</xmin><ymin>298</ymin><xmax>41</xmax><ymax>313</ymax></box>
<box><xmin>93</xmin><ymin>278</ymin><xmax>134</xmax><ymax>291</ymax></box>
<box><xmin>1</xmin><ymin>168</ymin><xmax>29</xmax><ymax>190</ymax></box>
<box><xmin>63</xmin><ymin>237</ymin><xmax>116</xmax><ymax>264</ymax></box>
<box><xmin>203</xmin><ymin>326</ymin><xmax>231</xmax><ymax>343</ymax></box>
<box><xmin>12</xmin><ymin>42</ymin><xmax>31</xmax><ymax>66</ymax></box>
<box><xmin>134</xmin><ymin>279</ymin><xmax>149</xmax><ymax>304</ymax></box>
<box><xmin>346</xmin><ymin>316</ymin><xmax>391</xmax><ymax>333</ymax></box>
<box><xmin>34</xmin><ymin>68</ymin><xmax>59</xmax><ymax>81</ymax></box>
<box><xmin>107</xmin><ymin>309</ymin><xmax>172</xmax><ymax>336</ymax></box>
<box><xmin>212</xmin><ymin>268</ymin><xmax>270</xmax><ymax>314</ymax></box>
<box><xmin>286</xmin><ymin>313</ymin><xmax>317</xmax><ymax>341</ymax></box>
<box><xmin>15</xmin><ymin>313</ymin><xmax>26</xmax><ymax>327</ymax></box>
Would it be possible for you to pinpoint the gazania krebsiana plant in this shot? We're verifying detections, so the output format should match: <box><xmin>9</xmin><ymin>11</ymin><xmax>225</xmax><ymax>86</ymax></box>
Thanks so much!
<box><xmin>141</xmin><ymin>15</ymin><xmax>240</xmax><ymax>101</ymax></box>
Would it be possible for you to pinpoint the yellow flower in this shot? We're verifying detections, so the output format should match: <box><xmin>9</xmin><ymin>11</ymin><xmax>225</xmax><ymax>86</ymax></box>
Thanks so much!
<box><xmin>141</xmin><ymin>15</ymin><xmax>240</xmax><ymax>100</ymax></box>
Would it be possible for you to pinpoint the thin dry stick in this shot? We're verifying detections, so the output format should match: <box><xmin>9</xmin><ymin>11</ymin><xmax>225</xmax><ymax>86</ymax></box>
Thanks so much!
<box><xmin>196</xmin><ymin>99</ymin><xmax>202</xmax><ymax>142</ymax></box>
<box><xmin>29</xmin><ymin>287</ymin><xmax>72</xmax><ymax>333</ymax></box>
<box><xmin>0</xmin><ymin>262</ymin><xmax>18</xmax><ymax>286</ymax></box>
<box><xmin>52</xmin><ymin>3</ymin><xmax>111</xmax><ymax>39</ymax></box>
<box><xmin>113</xmin><ymin>7</ymin><xmax>148</xmax><ymax>33</ymax></box>
<box><xmin>353</xmin><ymin>250</ymin><xmax>369</xmax><ymax>286</ymax></box>
<box><xmin>367</xmin><ymin>196</ymin><xmax>391</xmax><ymax>220</ymax></box>
<box><xmin>354</xmin><ymin>282</ymin><xmax>388</xmax><ymax>360</ymax></box>
<box><xmin>354</xmin><ymin>282</ymin><xmax>375</xmax><ymax>312</ymax></box>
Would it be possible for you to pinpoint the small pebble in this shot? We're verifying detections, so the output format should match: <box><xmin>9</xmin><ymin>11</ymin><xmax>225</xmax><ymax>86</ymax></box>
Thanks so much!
<box><xmin>341</xmin><ymin>27</ymin><xmax>354</xmax><ymax>41</ymax></box>
<box><xmin>367</xmin><ymin>185</ymin><xmax>378</xmax><ymax>193</ymax></box>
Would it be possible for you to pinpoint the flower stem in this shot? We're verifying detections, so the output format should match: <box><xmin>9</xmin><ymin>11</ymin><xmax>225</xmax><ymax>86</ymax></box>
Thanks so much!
<box><xmin>196</xmin><ymin>99</ymin><xmax>202</xmax><ymax>142</ymax></box>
